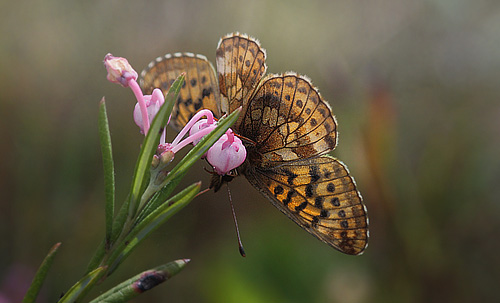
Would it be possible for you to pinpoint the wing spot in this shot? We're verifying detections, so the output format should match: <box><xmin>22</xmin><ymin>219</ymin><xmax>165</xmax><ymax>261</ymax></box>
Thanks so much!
<box><xmin>314</xmin><ymin>196</ymin><xmax>324</xmax><ymax>208</ymax></box>
<box><xmin>318</xmin><ymin>107</ymin><xmax>327</xmax><ymax>117</ymax></box>
<box><xmin>338</xmin><ymin>210</ymin><xmax>346</xmax><ymax>218</ymax></box>
<box><xmin>194</xmin><ymin>99</ymin><xmax>202</xmax><ymax>110</ymax></box>
<box><xmin>341</xmin><ymin>220</ymin><xmax>349</xmax><ymax>228</ymax></box>
<box><xmin>190</xmin><ymin>79</ymin><xmax>197</xmax><ymax>87</ymax></box>
<box><xmin>245</xmin><ymin>60</ymin><xmax>251</xmax><ymax>67</ymax></box>
<box><xmin>331</xmin><ymin>197</ymin><xmax>340</xmax><ymax>206</ymax></box>
<box><xmin>305</xmin><ymin>108</ymin><xmax>311</xmax><ymax>115</ymax></box>
<box><xmin>309</xmin><ymin>166</ymin><xmax>320</xmax><ymax>182</ymax></box>
<box><xmin>327</xmin><ymin>183</ymin><xmax>335</xmax><ymax>193</ymax></box>
<box><xmin>310</xmin><ymin>118</ymin><xmax>317</xmax><ymax>127</ymax></box>
<box><xmin>305</xmin><ymin>184</ymin><xmax>314</xmax><ymax>197</ymax></box>
<box><xmin>325</xmin><ymin>136</ymin><xmax>336</xmax><ymax>149</ymax></box>
<box><xmin>282</xmin><ymin>190</ymin><xmax>296</xmax><ymax>206</ymax></box>
<box><xmin>202</xmin><ymin>87</ymin><xmax>212</xmax><ymax>98</ymax></box>
<box><xmin>282</xmin><ymin>169</ymin><xmax>298</xmax><ymax>185</ymax></box>
<box><xmin>296</xmin><ymin>99</ymin><xmax>303</xmax><ymax>108</ymax></box>
<box><xmin>312</xmin><ymin>216</ymin><xmax>319</xmax><ymax>226</ymax></box>
<box><xmin>325</xmin><ymin>121</ymin><xmax>333</xmax><ymax>132</ymax></box>
<box><xmin>320</xmin><ymin>209</ymin><xmax>329</xmax><ymax>217</ymax></box>
<box><xmin>274</xmin><ymin>185</ymin><xmax>284</xmax><ymax>196</ymax></box>
<box><xmin>295</xmin><ymin>201</ymin><xmax>308</xmax><ymax>212</ymax></box>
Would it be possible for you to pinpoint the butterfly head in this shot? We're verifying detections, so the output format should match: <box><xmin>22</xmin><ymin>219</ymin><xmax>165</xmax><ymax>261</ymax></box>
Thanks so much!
<box><xmin>208</xmin><ymin>169</ymin><xmax>237</xmax><ymax>192</ymax></box>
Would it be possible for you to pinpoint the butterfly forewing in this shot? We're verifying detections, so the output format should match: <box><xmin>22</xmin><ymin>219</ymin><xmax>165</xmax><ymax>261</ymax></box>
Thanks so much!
<box><xmin>216</xmin><ymin>33</ymin><xmax>267</xmax><ymax>122</ymax></box>
<box><xmin>238</xmin><ymin>74</ymin><xmax>338</xmax><ymax>167</ymax></box>
<box><xmin>243</xmin><ymin>155</ymin><xmax>368</xmax><ymax>255</ymax></box>
<box><xmin>140</xmin><ymin>53</ymin><xmax>221</xmax><ymax>131</ymax></box>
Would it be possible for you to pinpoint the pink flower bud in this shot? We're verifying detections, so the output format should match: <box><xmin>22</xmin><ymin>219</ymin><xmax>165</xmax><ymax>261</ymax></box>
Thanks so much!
<box><xmin>206</xmin><ymin>130</ymin><xmax>246</xmax><ymax>175</ymax></box>
<box><xmin>104</xmin><ymin>53</ymin><xmax>138</xmax><ymax>87</ymax></box>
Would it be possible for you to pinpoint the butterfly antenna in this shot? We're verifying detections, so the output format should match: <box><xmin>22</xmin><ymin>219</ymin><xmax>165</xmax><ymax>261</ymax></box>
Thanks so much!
<box><xmin>227</xmin><ymin>183</ymin><xmax>246</xmax><ymax>257</ymax></box>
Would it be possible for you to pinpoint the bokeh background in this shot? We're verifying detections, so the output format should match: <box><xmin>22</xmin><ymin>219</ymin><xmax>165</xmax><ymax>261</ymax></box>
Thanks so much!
<box><xmin>1</xmin><ymin>0</ymin><xmax>500</xmax><ymax>302</ymax></box>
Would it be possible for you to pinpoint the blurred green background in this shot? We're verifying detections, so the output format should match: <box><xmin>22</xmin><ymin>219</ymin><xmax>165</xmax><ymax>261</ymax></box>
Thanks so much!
<box><xmin>1</xmin><ymin>0</ymin><xmax>500</xmax><ymax>302</ymax></box>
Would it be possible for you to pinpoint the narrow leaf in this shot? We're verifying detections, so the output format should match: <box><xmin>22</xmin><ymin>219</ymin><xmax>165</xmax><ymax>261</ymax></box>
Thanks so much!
<box><xmin>23</xmin><ymin>243</ymin><xmax>62</xmax><ymax>303</ymax></box>
<box><xmin>128</xmin><ymin>74</ymin><xmax>184</xmax><ymax>216</ymax></box>
<box><xmin>89</xmin><ymin>259</ymin><xmax>190</xmax><ymax>303</ymax></box>
<box><xmin>107</xmin><ymin>182</ymin><xmax>200</xmax><ymax>274</ymax></box>
<box><xmin>57</xmin><ymin>266</ymin><xmax>107</xmax><ymax>303</ymax></box>
<box><xmin>85</xmin><ymin>195</ymin><xmax>130</xmax><ymax>274</ymax></box>
<box><xmin>99</xmin><ymin>98</ymin><xmax>115</xmax><ymax>245</ymax></box>
<box><xmin>137</xmin><ymin>108</ymin><xmax>241</xmax><ymax>221</ymax></box>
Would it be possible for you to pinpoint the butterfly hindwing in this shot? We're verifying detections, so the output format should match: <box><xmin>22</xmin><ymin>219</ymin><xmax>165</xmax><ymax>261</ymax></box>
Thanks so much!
<box><xmin>239</xmin><ymin>74</ymin><xmax>338</xmax><ymax>167</ymax></box>
<box><xmin>140</xmin><ymin>53</ymin><xmax>221</xmax><ymax>131</ymax></box>
<box><xmin>243</xmin><ymin>155</ymin><xmax>368</xmax><ymax>255</ymax></box>
<box><xmin>216</xmin><ymin>33</ymin><xmax>267</xmax><ymax>122</ymax></box>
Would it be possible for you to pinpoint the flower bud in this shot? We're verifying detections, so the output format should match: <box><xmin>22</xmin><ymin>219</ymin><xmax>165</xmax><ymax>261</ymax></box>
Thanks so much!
<box><xmin>104</xmin><ymin>53</ymin><xmax>138</xmax><ymax>87</ymax></box>
<box><xmin>206</xmin><ymin>131</ymin><xmax>246</xmax><ymax>175</ymax></box>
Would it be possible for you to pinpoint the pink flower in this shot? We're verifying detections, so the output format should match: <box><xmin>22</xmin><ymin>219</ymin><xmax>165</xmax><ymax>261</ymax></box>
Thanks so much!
<box><xmin>206</xmin><ymin>130</ymin><xmax>246</xmax><ymax>175</ymax></box>
<box><xmin>133</xmin><ymin>88</ymin><xmax>165</xmax><ymax>134</ymax></box>
<box><xmin>104</xmin><ymin>53</ymin><xmax>138</xmax><ymax>87</ymax></box>
<box><xmin>170</xmin><ymin>110</ymin><xmax>217</xmax><ymax>153</ymax></box>
<box><xmin>104</xmin><ymin>53</ymin><xmax>153</xmax><ymax>134</ymax></box>
<box><xmin>104</xmin><ymin>54</ymin><xmax>247</xmax><ymax>176</ymax></box>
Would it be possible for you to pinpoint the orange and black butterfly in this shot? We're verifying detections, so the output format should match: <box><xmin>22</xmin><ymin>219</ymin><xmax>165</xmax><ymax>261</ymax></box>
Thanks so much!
<box><xmin>140</xmin><ymin>33</ymin><xmax>368</xmax><ymax>255</ymax></box>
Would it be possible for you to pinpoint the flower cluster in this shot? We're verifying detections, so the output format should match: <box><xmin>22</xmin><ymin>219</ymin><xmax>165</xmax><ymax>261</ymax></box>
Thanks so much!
<box><xmin>103</xmin><ymin>54</ymin><xmax>246</xmax><ymax>176</ymax></box>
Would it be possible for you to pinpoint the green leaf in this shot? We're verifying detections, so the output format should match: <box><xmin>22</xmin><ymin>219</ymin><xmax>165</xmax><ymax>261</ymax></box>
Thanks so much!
<box><xmin>137</xmin><ymin>107</ymin><xmax>241</xmax><ymax>222</ymax></box>
<box><xmin>98</xmin><ymin>98</ymin><xmax>115</xmax><ymax>246</ymax></box>
<box><xmin>85</xmin><ymin>196</ymin><xmax>130</xmax><ymax>274</ymax></box>
<box><xmin>86</xmin><ymin>76</ymin><xmax>184</xmax><ymax>275</ymax></box>
<box><xmin>89</xmin><ymin>259</ymin><xmax>190</xmax><ymax>303</ymax></box>
<box><xmin>128</xmin><ymin>74</ymin><xmax>184</xmax><ymax>217</ymax></box>
<box><xmin>106</xmin><ymin>182</ymin><xmax>200</xmax><ymax>274</ymax></box>
<box><xmin>23</xmin><ymin>243</ymin><xmax>62</xmax><ymax>303</ymax></box>
<box><xmin>57</xmin><ymin>266</ymin><xmax>107</xmax><ymax>303</ymax></box>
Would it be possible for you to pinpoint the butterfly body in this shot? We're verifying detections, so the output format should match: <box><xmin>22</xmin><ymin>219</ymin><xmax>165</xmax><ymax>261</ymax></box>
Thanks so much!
<box><xmin>141</xmin><ymin>33</ymin><xmax>369</xmax><ymax>255</ymax></box>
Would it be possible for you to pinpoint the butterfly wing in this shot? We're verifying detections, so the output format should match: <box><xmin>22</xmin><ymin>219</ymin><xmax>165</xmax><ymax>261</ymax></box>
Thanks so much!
<box><xmin>238</xmin><ymin>74</ymin><xmax>338</xmax><ymax>167</ymax></box>
<box><xmin>216</xmin><ymin>33</ymin><xmax>267</xmax><ymax>126</ymax></box>
<box><xmin>239</xmin><ymin>73</ymin><xmax>368</xmax><ymax>254</ymax></box>
<box><xmin>140</xmin><ymin>53</ymin><xmax>221</xmax><ymax>131</ymax></box>
<box><xmin>243</xmin><ymin>155</ymin><xmax>368</xmax><ymax>255</ymax></box>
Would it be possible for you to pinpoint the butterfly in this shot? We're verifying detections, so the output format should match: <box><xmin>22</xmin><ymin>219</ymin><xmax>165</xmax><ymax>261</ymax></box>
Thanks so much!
<box><xmin>140</xmin><ymin>33</ymin><xmax>368</xmax><ymax>255</ymax></box>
